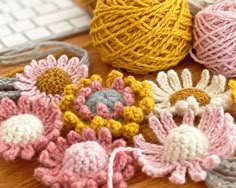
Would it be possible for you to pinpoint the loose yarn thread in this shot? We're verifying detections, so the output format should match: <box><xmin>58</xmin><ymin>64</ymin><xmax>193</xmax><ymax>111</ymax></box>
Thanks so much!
<box><xmin>190</xmin><ymin>1</ymin><xmax>236</xmax><ymax>77</ymax></box>
<box><xmin>0</xmin><ymin>77</ymin><xmax>21</xmax><ymax>100</ymax></box>
<box><xmin>90</xmin><ymin>0</ymin><xmax>192</xmax><ymax>74</ymax></box>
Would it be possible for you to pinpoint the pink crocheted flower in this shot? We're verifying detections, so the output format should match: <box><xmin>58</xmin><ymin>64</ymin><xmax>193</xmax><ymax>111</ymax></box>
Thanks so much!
<box><xmin>15</xmin><ymin>54</ymin><xmax>88</xmax><ymax>104</ymax></box>
<box><xmin>0</xmin><ymin>96</ymin><xmax>62</xmax><ymax>161</ymax></box>
<box><xmin>134</xmin><ymin>107</ymin><xmax>236</xmax><ymax>184</ymax></box>
<box><xmin>34</xmin><ymin>128</ymin><xmax>136</xmax><ymax>188</ymax></box>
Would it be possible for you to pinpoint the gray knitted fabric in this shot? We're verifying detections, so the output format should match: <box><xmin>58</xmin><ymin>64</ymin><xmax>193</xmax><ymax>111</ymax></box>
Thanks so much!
<box><xmin>86</xmin><ymin>89</ymin><xmax>125</xmax><ymax>113</ymax></box>
<box><xmin>206</xmin><ymin>159</ymin><xmax>236</xmax><ymax>188</ymax></box>
<box><xmin>0</xmin><ymin>77</ymin><xmax>21</xmax><ymax>100</ymax></box>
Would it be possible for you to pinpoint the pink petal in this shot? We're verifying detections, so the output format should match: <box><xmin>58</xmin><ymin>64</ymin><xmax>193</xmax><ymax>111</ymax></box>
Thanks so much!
<box><xmin>188</xmin><ymin>163</ymin><xmax>207</xmax><ymax>182</ymax></box>
<box><xmin>16</xmin><ymin>73</ymin><xmax>35</xmax><ymax>84</ymax></box>
<box><xmin>0</xmin><ymin>106</ymin><xmax>10</xmax><ymax>121</ymax></box>
<box><xmin>1</xmin><ymin>98</ymin><xmax>18</xmax><ymax>116</ymax></box>
<box><xmin>169</xmin><ymin>166</ymin><xmax>187</xmax><ymax>184</ymax></box>
<box><xmin>57</xmin><ymin>55</ymin><xmax>68</xmax><ymax>68</ymax></box>
<box><xmin>78</xmin><ymin>105</ymin><xmax>93</xmax><ymax>119</ymax></box>
<box><xmin>46</xmin><ymin>55</ymin><xmax>57</xmax><ymax>66</ymax></box>
<box><xmin>201</xmin><ymin>155</ymin><xmax>221</xmax><ymax>170</ymax></box>
<box><xmin>111</xmin><ymin>77</ymin><xmax>125</xmax><ymax>91</ymax></box>
<box><xmin>198</xmin><ymin>107</ymin><xmax>214</xmax><ymax>133</ymax></box>
<box><xmin>85</xmin><ymin>179</ymin><xmax>98</xmax><ymax>188</ymax></box>
<box><xmin>90</xmin><ymin>81</ymin><xmax>102</xmax><ymax>92</ymax></box>
<box><xmin>30</xmin><ymin>60</ymin><xmax>45</xmax><ymax>75</ymax></box>
<box><xmin>0</xmin><ymin>141</ymin><xmax>9</xmax><ymax>153</ymax></box>
<box><xmin>24</xmin><ymin>64</ymin><xmax>38</xmax><ymax>80</ymax></box>
<box><xmin>14</xmin><ymin>81</ymin><xmax>34</xmax><ymax>90</ymax></box>
<box><xmin>114</xmin><ymin>102</ymin><xmax>124</xmax><ymax>116</ymax></box>
<box><xmin>71</xmin><ymin>64</ymin><xmax>89</xmax><ymax>83</ymax></box>
<box><xmin>74</xmin><ymin>96</ymin><xmax>86</xmax><ymax>111</ymax></box>
<box><xmin>39</xmin><ymin>150</ymin><xmax>57</xmax><ymax>167</ymax></box>
<box><xmin>17</xmin><ymin>96</ymin><xmax>32</xmax><ymax>113</ymax></box>
<box><xmin>122</xmin><ymin>164</ymin><xmax>135</xmax><ymax>180</ymax></box>
<box><xmin>3</xmin><ymin>146</ymin><xmax>20</xmax><ymax>160</ymax></box>
<box><xmin>20</xmin><ymin>145</ymin><xmax>35</xmax><ymax>160</ymax></box>
<box><xmin>66</xmin><ymin>57</ymin><xmax>80</xmax><ymax>73</ymax></box>
<box><xmin>38</xmin><ymin>59</ymin><xmax>50</xmax><ymax>72</ymax></box>
<box><xmin>122</xmin><ymin>87</ymin><xmax>135</xmax><ymax>105</ymax></box>
<box><xmin>79</xmin><ymin>87</ymin><xmax>92</xmax><ymax>97</ymax></box>
<box><xmin>32</xmin><ymin>97</ymin><xmax>46</xmax><ymax>117</ymax></box>
<box><xmin>82</xmin><ymin>128</ymin><xmax>97</xmax><ymax>141</ymax></box>
<box><xmin>98</xmin><ymin>128</ymin><xmax>112</xmax><ymax>146</ymax></box>
<box><xmin>182</xmin><ymin>110</ymin><xmax>195</xmax><ymax>125</ymax></box>
<box><xmin>67</xmin><ymin>130</ymin><xmax>82</xmax><ymax>144</ymax></box>
<box><xmin>94</xmin><ymin>170</ymin><xmax>107</xmax><ymax>185</ymax></box>
<box><xmin>113</xmin><ymin>151</ymin><xmax>128</xmax><ymax>171</ymax></box>
<box><xmin>160</xmin><ymin>110</ymin><xmax>177</xmax><ymax>131</ymax></box>
<box><xmin>97</xmin><ymin>103</ymin><xmax>112</xmax><ymax>119</ymax></box>
<box><xmin>111</xmin><ymin>139</ymin><xmax>126</xmax><ymax>149</ymax></box>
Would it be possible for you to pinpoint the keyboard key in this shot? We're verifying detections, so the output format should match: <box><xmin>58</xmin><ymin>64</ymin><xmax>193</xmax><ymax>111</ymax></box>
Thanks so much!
<box><xmin>34</xmin><ymin>3</ymin><xmax>57</xmax><ymax>14</ymax></box>
<box><xmin>0</xmin><ymin>25</ymin><xmax>12</xmax><ymax>38</ymax></box>
<box><xmin>48</xmin><ymin>21</ymin><xmax>73</xmax><ymax>34</ymax></box>
<box><xmin>45</xmin><ymin>0</ymin><xmax>73</xmax><ymax>8</ymax></box>
<box><xmin>0</xmin><ymin>2</ymin><xmax>21</xmax><ymax>13</ymax></box>
<box><xmin>13</xmin><ymin>9</ymin><xmax>36</xmax><ymax>20</ymax></box>
<box><xmin>25</xmin><ymin>28</ymin><xmax>51</xmax><ymax>40</ymax></box>
<box><xmin>20</xmin><ymin>0</ymin><xmax>43</xmax><ymax>7</ymax></box>
<box><xmin>70</xmin><ymin>16</ymin><xmax>91</xmax><ymax>29</ymax></box>
<box><xmin>0</xmin><ymin>14</ymin><xmax>14</xmax><ymax>25</ymax></box>
<box><xmin>1</xmin><ymin>33</ymin><xmax>28</xmax><ymax>47</ymax></box>
<box><xmin>9</xmin><ymin>20</ymin><xmax>35</xmax><ymax>32</ymax></box>
<box><xmin>33</xmin><ymin>7</ymin><xmax>84</xmax><ymax>26</ymax></box>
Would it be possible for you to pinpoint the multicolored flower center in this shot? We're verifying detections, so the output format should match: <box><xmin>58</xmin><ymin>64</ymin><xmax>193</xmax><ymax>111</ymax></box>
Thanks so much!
<box><xmin>86</xmin><ymin>89</ymin><xmax>126</xmax><ymax>114</ymax></box>
<box><xmin>36</xmin><ymin>68</ymin><xmax>72</xmax><ymax>95</ymax></box>
<box><xmin>170</xmin><ymin>88</ymin><xmax>211</xmax><ymax>106</ymax></box>
<box><xmin>164</xmin><ymin>125</ymin><xmax>209</xmax><ymax>162</ymax></box>
<box><xmin>62</xmin><ymin>141</ymin><xmax>108</xmax><ymax>177</ymax></box>
<box><xmin>0</xmin><ymin>114</ymin><xmax>44</xmax><ymax>144</ymax></box>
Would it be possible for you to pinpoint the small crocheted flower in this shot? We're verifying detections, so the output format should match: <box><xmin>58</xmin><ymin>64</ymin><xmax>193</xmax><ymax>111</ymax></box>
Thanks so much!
<box><xmin>134</xmin><ymin>107</ymin><xmax>236</xmax><ymax>184</ymax></box>
<box><xmin>150</xmin><ymin>69</ymin><xmax>232</xmax><ymax>116</ymax></box>
<box><xmin>0</xmin><ymin>96</ymin><xmax>62</xmax><ymax>161</ymax></box>
<box><xmin>34</xmin><ymin>128</ymin><xmax>136</xmax><ymax>188</ymax></box>
<box><xmin>15</xmin><ymin>54</ymin><xmax>88</xmax><ymax>103</ymax></box>
<box><xmin>60</xmin><ymin>70</ymin><xmax>154</xmax><ymax>138</ymax></box>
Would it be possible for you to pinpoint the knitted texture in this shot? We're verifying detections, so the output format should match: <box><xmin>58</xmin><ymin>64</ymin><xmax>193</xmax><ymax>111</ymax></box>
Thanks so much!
<box><xmin>15</xmin><ymin>54</ymin><xmax>88</xmax><ymax>104</ymax></box>
<box><xmin>206</xmin><ymin>159</ymin><xmax>236</xmax><ymax>188</ymax></box>
<box><xmin>149</xmin><ymin>69</ymin><xmax>232</xmax><ymax>116</ymax></box>
<box><xmin>34</xmin><ymin>128</ymin><xmax>136</xmax><ymax>188</ymax></box>
<box><xmin>0</xmin><ymin>77</ymin><xmax>21</xmax><ymax>100</ymax></box>
<box><xmin>60</xmin><ymin>70</ymin><xmax>154</xmax><ymax>138</ymax></box>
<box><xmin>133</xmin><ymin>107</ymin><xmax>236</xmax><ymax>184</ymax></box>
<box><xmin>190</xmin><ymin>1</ymin><xmax>236</xmax><ymax>77</ymax></box>
<box><xmin>0</xmin><ymin>96</ymin><xmax>62</xmax><ymax>161</ymax></box>
<box><xmin>90</xmin><ymin>0</ymin><xmax>192</xmax><ymax>74</ymax></box>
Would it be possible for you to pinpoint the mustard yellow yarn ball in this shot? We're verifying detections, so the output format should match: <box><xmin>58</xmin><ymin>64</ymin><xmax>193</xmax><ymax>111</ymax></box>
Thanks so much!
<box><xmin>90</xmin><ymin>0</ymin><xmax>193</xmax><ymax>74</ymax></box>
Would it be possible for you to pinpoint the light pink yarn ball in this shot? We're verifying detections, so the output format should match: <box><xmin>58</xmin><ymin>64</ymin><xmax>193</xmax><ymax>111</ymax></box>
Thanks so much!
<box><xmin>190</xmin><ymin>1</ymin><xmax>236</xmax><ymax>77</ymax></box>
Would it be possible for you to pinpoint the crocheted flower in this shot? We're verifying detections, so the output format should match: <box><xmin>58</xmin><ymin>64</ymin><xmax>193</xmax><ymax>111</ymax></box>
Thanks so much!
<box><xmin>34</xmin><ymin>128</ymin><xmax>136</xmax><ymax>188</ymax></box>
<box><xmin>60</xmin><ymin>70</ymin><xmax>154</xmax><ymax>138</ymax></box>
<box><xmin>134</xmin><ymin>107</ymin><xmax>236</xmax><ymax>184</ymax></box>
<box><xmin>0</xmin><ymin>96</ymin><xmax>62</xmax><ymax>161</ymax></box>
<box><xmin>149</xmin><ymin>69</ymin><xmax>232</xmax><ymax>116</ymax></box>
<box><xmin>15</xmin><ymin>54</ymin><xmax>88</xmax><ymax>103</ymax></box>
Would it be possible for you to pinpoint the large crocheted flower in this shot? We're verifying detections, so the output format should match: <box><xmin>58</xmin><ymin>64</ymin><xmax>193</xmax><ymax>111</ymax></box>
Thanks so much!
<box><xmin>149</xmin><ymin>69</ymin><xmax>232</xmax><ymax>116</ymax></box>
<box><xmin>60</xmin><ymin>70</ymin><xmax>154</xmax><ymax>138</ymax></box>
<box><xmin>34</xmin><ymin>128</ymin><xmax>136</xmax><ymax>188</ymax></box>
<box><xmin>15</xmin><ymin>54</ymin><xmax>88</xmax><ymax>103</ymax></box>
<box><xmin>134</xmin><ymin>107</ymin><xmax>236</xmax><ymax>184</ymax></box>
<box><xmin>0</xmin><ymin>96</ymin><xmax>62</xmax><ymax>161</ymax></box>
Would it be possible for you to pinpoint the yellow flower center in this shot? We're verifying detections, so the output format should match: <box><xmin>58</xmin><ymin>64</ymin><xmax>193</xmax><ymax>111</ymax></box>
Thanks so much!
<box><xmin>36</xmin><ymin>68</ymin><xmax>72</xmax><ymax>95</ymax></box>
<box><xmin>170</xmin><ymin>88</ymin><xmax>210</xmax><ymax>106</ymax></box>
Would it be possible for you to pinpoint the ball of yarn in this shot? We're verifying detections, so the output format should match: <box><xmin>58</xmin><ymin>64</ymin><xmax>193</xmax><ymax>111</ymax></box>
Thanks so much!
<box><xmin>190</xmin><ymin>1</ymin><xmax>236</xmax><ymax>77</ymax></box>
<box><xmin>90</xmin><ymin>0</ymin><xmax>192</xmax><ymax>74</ymax></box>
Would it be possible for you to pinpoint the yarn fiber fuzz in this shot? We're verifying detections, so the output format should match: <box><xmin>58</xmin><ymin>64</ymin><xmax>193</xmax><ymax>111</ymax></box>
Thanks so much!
<box><xmin>90</xmin><ymin>0</ymin><xmax>192</xmax><ymax>74</ymax></box>
<box><xmin>190</xmin><ymin>1</ymin><xmax>236</xmax><ymax>77</ymax></box>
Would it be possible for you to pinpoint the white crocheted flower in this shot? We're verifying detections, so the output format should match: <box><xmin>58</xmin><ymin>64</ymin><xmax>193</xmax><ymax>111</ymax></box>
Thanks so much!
<box><xmin>149</xmin><ymin>69</ymin><xmax>232</xmax><ymax>116</ymax></box>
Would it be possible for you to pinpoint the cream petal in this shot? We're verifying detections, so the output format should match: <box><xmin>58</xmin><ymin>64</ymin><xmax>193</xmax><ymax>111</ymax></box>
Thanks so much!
<box><xmin>205</xmin><ymin>75</ymin><xmax>226</xmax><ymax>95</ymax></box>
<box><xmin>181</xmin><ymin>69</ymin><xmax>193</xmax><ymax>88</ymax></box>
<box><xmin>156</xmin><ymin>72</ymin><xmax>174</xmax><ymax>94</ymax></box>
<box><xmin>196</xmin><ymin>69</ymin><xmax>210</xmax><ymax>90</ymax></box>
<box><xmin>148</xmin><ymin>81</ymin><xmax>169</xmax><ymax>102</ymax></box>
<box><xmin>167</xmin><ymin>70</ymin><xmax>182</xmax><ymax>91</ymax></box>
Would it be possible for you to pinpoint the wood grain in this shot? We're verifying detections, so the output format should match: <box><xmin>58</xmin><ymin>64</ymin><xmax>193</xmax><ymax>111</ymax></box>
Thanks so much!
<box><xmin>0</xmin><ymin>2</ymin><xmax>209</xmax><ymax>187</ymax></box>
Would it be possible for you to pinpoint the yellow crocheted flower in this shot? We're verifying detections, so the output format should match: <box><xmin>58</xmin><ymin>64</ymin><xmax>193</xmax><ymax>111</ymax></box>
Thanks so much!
<box><xmin>60</xmin><ymin>70</ymin><xmax>154</xmax><ymax>138</ymax></box>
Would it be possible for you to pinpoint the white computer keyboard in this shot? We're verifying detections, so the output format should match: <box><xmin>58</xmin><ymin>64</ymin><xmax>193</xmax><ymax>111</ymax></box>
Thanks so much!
<box><xmin>0</xmin><ymin>0</ymin><xmax>91</xmax><ymax>52</ymax></box>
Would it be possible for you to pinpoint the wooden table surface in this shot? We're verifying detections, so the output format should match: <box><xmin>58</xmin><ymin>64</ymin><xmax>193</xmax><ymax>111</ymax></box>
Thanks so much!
<box><xmin>0</xmin><ymin>1</ymin><xmax>209</xmax><ymax>188</ymax></box>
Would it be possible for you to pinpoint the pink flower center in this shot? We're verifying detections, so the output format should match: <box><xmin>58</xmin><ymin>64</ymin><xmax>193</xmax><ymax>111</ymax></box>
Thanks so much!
<box><xmin>62</xmin><ymin>141</ymin><xmax>108</xmax><ymax>177</ymax></box>
<box><xmin>164</xmin><ymin>125</ymin><xmax>209</xmax><ymax>162</ymax></box>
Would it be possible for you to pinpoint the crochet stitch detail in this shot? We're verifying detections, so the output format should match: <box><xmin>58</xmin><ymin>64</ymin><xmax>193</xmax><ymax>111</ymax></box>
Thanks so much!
<box><xmin>0</xmin><ymin>77</ymin><xmax>21</xmax><ymax>100</ymax></box>
<box><xmin>36</xmin><ymin>67</ymin><xmax>72</xmax><ymax>95</ymax></box>
<box><xmin>134</xmin><ymin>107</ymin><xmax>236</xmax><ymax>184</ymax></box>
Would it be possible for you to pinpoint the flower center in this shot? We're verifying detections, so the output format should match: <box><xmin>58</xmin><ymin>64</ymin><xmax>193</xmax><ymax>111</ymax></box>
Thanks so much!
<box><xmin>62</xmin><ymin>141</ymin><xmax>108</xmax><ymax>177</ymax></box>
<box><xmin>86</xmin><ymin>89</ymin><xmax>125</xmax><ymax>113</ymax></box>
<box><xmin>170</xmin><ymin>88</ymin><xmax>210</xmax><ymax>106</ymax></box>
<box><xmin>164</xmin><ymin>125</ymin><xmax>209</xmax><ymax>162</ymax></box>
<box><xmin>0</xmin><ymin>114</ymin><xmax>44</xmax><ymax>144</ymax></box>
<box><xmin>36</xmin><ymin>68</ymin><xmax>72</xmax><ymax>95</ymax></box>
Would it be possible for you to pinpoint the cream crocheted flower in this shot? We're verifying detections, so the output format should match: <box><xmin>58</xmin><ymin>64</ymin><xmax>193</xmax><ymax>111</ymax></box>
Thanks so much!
<box><xmin>149</xmin><ymin>69</ymin><xmax>232</xmax><ymax>116</ymax></box>
<box><xmin>134</xmin><ymin>107</ymin><xmax>236</xmax><ymax>184</ymax></box>
<box><xmin>34</xmin><ymin>128</ymin><xmax>136</xmax><ymax>188</ymax></box>
<box><xmin>0</xmin><ymin>96</ymin><xmax>62</xmax><ymax>161</ymax></box>
<box><xmin>14</xmin><ymin>54</ymin><xmax>88</xmax><ymax>104</ymax></box>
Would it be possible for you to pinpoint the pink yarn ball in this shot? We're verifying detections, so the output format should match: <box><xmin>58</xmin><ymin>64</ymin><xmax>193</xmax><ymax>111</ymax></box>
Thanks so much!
<box><xmin>190</xmin><ymin>1</ymin><xmax>236</xmax><ymax>77</ymax></box>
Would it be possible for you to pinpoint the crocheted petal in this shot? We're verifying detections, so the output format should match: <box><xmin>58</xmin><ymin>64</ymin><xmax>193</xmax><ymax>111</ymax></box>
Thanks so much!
<box><xmin>74</xmin><ymin>96</ymin><xmax>86</xmax><ymax>111</ymax></box>
<box><xmin>111</xmin><ymin>139</ymin><xmax>126</xmax><ymax>149</ymax></box>
<box><xmin>67</xmin><ymin>130</ymin><xmax>82</xmax><ymax>144</ymax></box>
<box><xmin>205</xmin><ymin>75</ymin><xmax>226</xmax><ymax>95</ymax></box>
<box><xmin>167</xmin><ymin>70</ymin><xmax>182</xmax><ymax>91</ymax></box>
<box><xmin>201</xmin><ymin>155</ymin><xmax>221</xmax><ymax>170</ymax></box>
<box><xmin>188</xmin><ymin>163</ymin><xmax>207</xmax><ymax>182</ymax></box>
<box><xmin>181</xmin><ymin>69</ymin><xmax>193</xmax><ymax>88</ymax></box>
<box><xmin>113</xmin><ymin>151</ymin><xmax>128</xmax><ymax>171</ymax></box>
<box><xmin>156</xmin><ymin>72</ymin><xmax>174</xmax><ymax>94</ymax></box>
<box><xmin>148</xmin><ymin>116</ymin><xmax>167</xmax><ymax>143</ymax></box>
<box><xmin>39</xmin><ymin>149</ymin><xmax>58</xmax><ymax>168</ymax></box>
<box><xmin>160</xmin><ymin>110</ymin><xmax>177</xmax><ymax>130</ymax></box>
<box><xmin>98</xmin><ymin>128</ymin><xmax>112</xmax><ymax>145</ymax></box>
<box><xmin>122</xmin><ymin>87</ymin><xmax>135</xmax><ymax>106</ymax></box>
<box><xmin>142</xmin><ymin>162</ymin><xmax>174</xmax><ymax>178</ymax></box>
<box><xmin>0</xmin><ymin>98</ymin><xmax>18</xmax><ymax>116</ymax></box>
<box><xmin>29</xmin><ymin>60</ymin><xmax>45</xmax><ymax>77</ymax></box>
<box><xmin>71</xmin><ymin>64</ymin><xmax>88</xmax><ymax>83</ymax></box>
<box><xmin>90</xmin><ymin>80</ymin><xmax>102</xmax><ymax>92</ymax></box>
<box><xmin>85</xmin><ymin>179</ymin><xmax>98</xmax><ymax>188</ymax></box>
<box><xmin>3</xmin><ymin>145</ymin><xmax>20</xmax><ymax>160</ymax></box>
<box><xmin>169</xmin><ymin>166</ymin><xmax>187</xmax><ymax>184</ymax></box>
<box><xmin>122</xmin><ymin>164</ymin><xmax>136</xmax><ymax>180</ymax></box>
<box><xmin>196</xmin><ymin>70</ymin><xmax>210</xmax><ymax>90</ymax></box>
<box><xmin>20</xmin><ymin>145</ymin><xmax>35</xmax><ymax>160</ymax></box>
<box><xmin>44</xmin><ymin>103</ymin><xmax>62</xmax><ymax>128</ymax></box>
<box><xmin>182</xmin><ymin>109</ymin><xmax>195</xmax><ymax>125</ymax></box>
<box><xmin>78</xmin><ymin>105</ymin><xmax>93</xmax><ymax>119</ymax></box>
<box><xmin>82</xmin><ymin>128</ymin><xmax>97</xmax><ymax>141</ymax></box>
<box><xmin>47</xmin><ymin>54</ymin><xmax>57</xmax><ymax>66</ymax></box>
<box><xmin>79</xmin><ymin>87</ymin><xmax>92</xmax><ymax>97</ymax></box>
<box><xmin>0</xmin><ymin>141</ymin><xmax>10</xmax><ymax>153</ymax></box>
<box><xmin>23</xmin><ymin>64</ymin><xmax>39</xmax><ymax>80</ymax></box>
<box><xmin>57</xmin><ymin>55</ymin><xmax>68</xmax><ymax>68</ymax></box>
<box><xmin>14</xmin><ymin>81</ymin><xmax>34</xmax><ymax>90</ymax></box>
<box><xmin>111</xmin><ymin>77</ymin><xmax>125</xmax><ymax>91</ymax></box>
<box><xmin>198</xmin><ymin>107</ymin><xmax>214</xmax><ymax>133</ymax></box>
<box><xmin>114</xmin><ymin>101</ymin><xmax>124</xmax><ymax>116</ymax></box>
<box><xmin>15</xmin><ymin>73</ymin><xmax>34</xmax><ymax>84</ymax></box>
<box><xmin>17</xmin><ymin>96</ymin><xmax>32</xmax><ymax>113</ymax></box>
<box><xmin>31</xmin><ymin>97</ymin><xmax>46</xmax><ymax>117</ymax></box>
<box><xmin>67</xmin><ymin>56</ymin><xmax>80</xmax><ymax>71</ymax></box>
